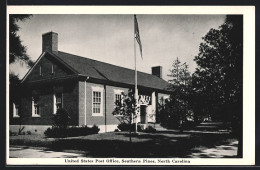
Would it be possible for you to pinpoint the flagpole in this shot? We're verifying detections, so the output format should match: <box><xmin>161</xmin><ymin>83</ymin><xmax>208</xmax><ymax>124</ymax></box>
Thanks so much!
<box><xmin>134</xmin><ymin>15</ymin><xmax>138</xmax><ymax>133</ymax></box>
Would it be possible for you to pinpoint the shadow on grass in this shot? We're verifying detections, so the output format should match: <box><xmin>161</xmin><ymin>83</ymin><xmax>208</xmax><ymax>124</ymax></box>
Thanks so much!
<box><xmin>10</xmin><ymin>130</ymin><xmax>238</xmax><ymax>158</ymax></box>
<box><xmin>46</xmin><ymin>132</ymin><xmax>236</xmax><ymax>158</ymax></box>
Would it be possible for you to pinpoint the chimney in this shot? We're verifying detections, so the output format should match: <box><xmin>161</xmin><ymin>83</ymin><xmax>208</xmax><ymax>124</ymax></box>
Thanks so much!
<box><xmin>152</xmin><ymin>66</ymin><xmax>162</xmax><ymax>78</ymax></box>
<box><xmin>42</xmin><ymin>31</ymin><xmax>58</xmax><ymax>53</ymax></box>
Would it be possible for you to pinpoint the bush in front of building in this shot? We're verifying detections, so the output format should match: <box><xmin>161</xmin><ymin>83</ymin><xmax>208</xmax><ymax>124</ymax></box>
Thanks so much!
<box><xmin>44</xmin><ymin>127</ymin><xmax>67</xmax><ymax>138</ymax></box>
<box><xmin>53</xmin><ymin>108</ymin><xmax>71</xmax><ymax>129</ymax></box>
<box><xmin>143</xmin><ymin>126</ymin><xmax>156</xmax><ymax>133</ymax></box>
<box><xmin>117</xmin><ymin>123</ymin><xmax>156</xmax><ymax>133</ymax></box>
<box><xmin>117</xmin><ymin>123</ymin><xmax>135</xmax><ymax>131</ymax></box>
<box><xmin>66</xmin><ymin>125</ymin><xmax>100</xmax><ymax>137</ymax></box>
<box><xmin>44</xmin><ymin>125</ymin><xmax>100</xmax><ymax>138</ymax></box>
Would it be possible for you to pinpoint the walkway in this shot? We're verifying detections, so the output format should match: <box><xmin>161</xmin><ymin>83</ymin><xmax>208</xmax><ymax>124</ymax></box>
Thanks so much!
<box><xmin>9</xmin><ymin>146</ymin><xmax>84</xmax><ymax>158</ymax></box>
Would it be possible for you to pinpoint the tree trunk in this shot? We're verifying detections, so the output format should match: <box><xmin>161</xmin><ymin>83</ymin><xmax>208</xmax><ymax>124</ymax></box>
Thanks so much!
<box><xmin>237</xmin><ymin>134</ymin><xmax>242</xmax><ymax>157</ymax></box>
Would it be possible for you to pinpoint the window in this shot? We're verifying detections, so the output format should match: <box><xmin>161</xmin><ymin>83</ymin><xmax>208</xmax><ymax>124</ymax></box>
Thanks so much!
<box><xmin>92</xmin><ymin>86</ymin><xmax>103</xmax><ymax>116</ymax></box>
<box><xmin>51</xmin><ymin>64</ymin><xmax>54</xmax><ymax>75</ymax></box>
<box><xmin>53</xmin><ymin>93</ymin><xmax>62</xmax><ymax>114</ymax></box>
<box><xmin>32</xmin><ymin>96</ymin><xmax>40</xmax><ymax>117</ymax></box>
<box><xmin>39</xmin><ymin>65</ymin><xmax>42</xmax><ymax>75</ymax></box>
<box><xmin>93</xmin><ymin>91</ymin><xmax>101</xmax><ymax>114</ymax></box>
<box><xmin>13</xmin><ymin>103</ymin><xmax>19</xmax><ymax>118</ymax></box>
<box><xmin>115</xmin><ymin>94</ymin><xmax>122</xmax><ymax>104</ymax></box>
<box><xmin>114</xmin><ymin>89</ymin><xmax>124</xmax><ymax>106</ymax></box>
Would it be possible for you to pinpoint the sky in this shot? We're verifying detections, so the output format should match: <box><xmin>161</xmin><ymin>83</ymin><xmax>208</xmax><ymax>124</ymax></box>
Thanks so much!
<box><xmin>10</xmin><ymin>14</ymin><xmax>226</xmax><ymax>80</ymax></box>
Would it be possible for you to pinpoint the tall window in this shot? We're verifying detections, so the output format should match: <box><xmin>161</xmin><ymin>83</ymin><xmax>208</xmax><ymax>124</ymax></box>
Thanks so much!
<box><xmin>13</xmin><ymin>103</ymin><xmax>19</xmax><ymax>118</ymax></box>
<box><xmin>51</xmin><ymin>64</ymin><xmax>54</xmax><ymax>74</ymax></box>
<box><xmin>92</xmin><ymin>86</ymin><xmax>103</xmax><ymax>116</ymax></box>
<box><xmin>93</xmin><ymin>91</ymin><xmax>101</xmax><ymax>114</ymax></box>
<box><xmin>115</xmin><ymin>94</ymin><xmax>122</xmax><ymax>104</ymax></box>
<box><xmin>114</xmin><ymin>89</ymin><xmax>124</xmax><ymax>106</ymax></box>
<box><xmin>39</xmin><ymin>65</ymin><xmax>42</xmax><ymax>76</ymax></box>
<box><xmin>32</xmin><ymin>96</ymin><xmax>40</xmax><ymax>117</ymax></box>
<box><xmin>54</xmin><ymin>93</ymin><xmax>62</xmax><ymax>114</ymax></box>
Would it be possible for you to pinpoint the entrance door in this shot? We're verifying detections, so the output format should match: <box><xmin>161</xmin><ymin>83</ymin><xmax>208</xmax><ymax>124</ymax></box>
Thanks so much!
<box><xmin>140</xmin><ymin>105</ymin><xmax>147</xmax><ymax>124</ymax></box>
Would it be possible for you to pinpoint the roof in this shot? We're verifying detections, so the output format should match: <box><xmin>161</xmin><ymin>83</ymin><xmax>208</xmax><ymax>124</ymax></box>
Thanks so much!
<box><xmin>38</xmin><ymin>51</ymin><xmax>170</xmax><ymax>92</ymax></box>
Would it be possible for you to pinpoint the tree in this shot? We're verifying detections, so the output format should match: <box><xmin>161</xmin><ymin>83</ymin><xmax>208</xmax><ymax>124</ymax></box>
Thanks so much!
<box><xmin>112</xmin><ymin>89</ymin><xmax>138</xmax><ymax>142</ymax></box>
<box><xmin>9</xmin><ymin>15</ymin><xmax>34</xmax><ymax>134</ymax></box>
<box><xmin>9</xmin><ymin>14</ymin><xmax>34</xmax><ymax>68</ymax></box>
<box><xmin>163</xmin><ymin>58</ymin><xmax>192</xmax><ymax>131</ymax></box>
<box><xmin>192</xmin><ymin>15</ymin><xmax>243</xmax><ymax>157</ymax></box>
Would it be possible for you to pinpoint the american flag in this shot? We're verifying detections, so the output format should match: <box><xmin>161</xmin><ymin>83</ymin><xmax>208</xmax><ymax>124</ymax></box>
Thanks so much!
<box><xmin>134</xmin><ymin>15</ymin><xmax>142</xmax><ymax>58</ymax></box>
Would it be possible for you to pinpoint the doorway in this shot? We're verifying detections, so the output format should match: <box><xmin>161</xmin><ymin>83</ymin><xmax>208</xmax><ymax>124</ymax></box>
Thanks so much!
<box><xmin>140</xmin><ymin>105</ymin><xmax>147</xmax><ymax>124</ymax></box>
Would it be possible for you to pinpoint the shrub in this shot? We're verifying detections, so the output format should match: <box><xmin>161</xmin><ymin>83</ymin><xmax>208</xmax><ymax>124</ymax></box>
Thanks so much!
<box><xmin>18</xmin><ymin>126</ymin><xmax>25</xmax><ymax>135</ymax></box>
<box><xmin>182</xmin><ymin>121</ymin><xmax>196</xmax><ymax>130</ymax></box>
<box><xmin>9</xmin><ymin>131</ymin><xmax>18</xmax><ymax>136</ymax></box>
<box><xmin>117</xmin><ymin>123</ymin><xmax>135</xmax><ymax>131</ymax></box>
<box><xmin>53</xmin><ymin>108</ymin><xmax>71</xmax><ymax>129</ymax></box>
<box><xmin>44</xmin><ymin>125</ymin><xmax>100</xmax><ymax>138</ymax></box>
<box><xmin>144</xmin><ymin>126</ymin><xmax>156</xmax><ymax>133</ymax></box>
<box><xmin>44</xmin><ymin>127</ymin><xmax>67</xmax><ymax>138</ymax></box>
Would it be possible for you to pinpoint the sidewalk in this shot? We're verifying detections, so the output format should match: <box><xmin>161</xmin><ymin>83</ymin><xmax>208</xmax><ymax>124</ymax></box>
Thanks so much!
<box><xmin>9</xmin><ymin>146</ymin><xmax>85</xmax><ymax>158</ymax></box>
<box><xmin>187</xmin><ymin>140</ymin><xmax>238</xmax><ymax>158</ymax></box>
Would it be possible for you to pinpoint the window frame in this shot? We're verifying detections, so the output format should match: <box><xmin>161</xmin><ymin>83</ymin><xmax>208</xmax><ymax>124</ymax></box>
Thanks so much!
<box><xmin>32</xmin><ymin>96</ymin><xmax>40</xmax><ymax>117</ymax></box>
<box><xmin>91</xmin><ymin>86</ymin><xmax>103</xmax><ymax>116</ymax></box>
<box><xmin>53</xmin><ymin>92</ymin><xmax>63</xmax><ymax>114</ymax></box>
<box><xmin>51</xmin><ymin>64</ymin><xmax>55</xmax><ymax>75</ymax></box>
<box><xmin>39</xmin><ymin>65</ymin><xmax>42</xmax><ymax>76</ymax></box>
<box><xmin>13</xmin><ymin>103</ymin><xmax>20</xmax><ymax>118</ymax></box>
<box><xmin>114</xmin><ymin>89</ymin><xmax>124</xmax><ymax>107</ymax></box>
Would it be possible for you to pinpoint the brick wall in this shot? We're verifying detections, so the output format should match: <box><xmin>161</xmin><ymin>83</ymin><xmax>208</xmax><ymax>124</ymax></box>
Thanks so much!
<box><xmin>42</xmin><ymin>32</ymin><xmax>58</xmax><ymax>53</ymax></box>
<box><xmin>105</xmin><ymin>85</ymin><xmax>128</xmax><ymax>125</ymax></box>
<box><xmin>25</xmin><ymin>54</ymin><xmax>74</xmax><ymax>83</ymax></box>
<box><xmin>78</xmin><ymin>82</ymin><xmax>128</xmax><ymax>127</ymax></box>
<box><xmin>9</xmin><ymin>82</ymin><xmax>79</xmax><ymax>126</ymax></box>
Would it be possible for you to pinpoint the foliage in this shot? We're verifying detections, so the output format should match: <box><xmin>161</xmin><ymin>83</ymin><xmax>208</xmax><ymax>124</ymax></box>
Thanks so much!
<box><xmin>44</xmin><ymin>125</ymin><xmax>100</xmax><ymax>138</ymax></box>
<box><xmin>117</xmin><ymin>123</ymin><xmax>156</xmax><ymax>133</ymax></box>
<box><xmin>161</xmin><ymin>58</ymin><xmax>192</xmax><ymax>130</ymax></box>
<box><xmin>9</xmin><ymin>131</ymin><xmax>18</xmax><ymax>136</ymax></box>
<box><xmin>9</xmin><ymin>72</ymin><xmax>21</xmax><ymax>100</ymax></box>
<box><xmin>143</xmin><ymin>126</ymin><xmax>156</xmax><ymax>133</ymax></box>
<box><xmin>191</xmin><ymin>15</ymin><xmax>243</xmax><ymax>157</ymax></box>
<box><xmin>9</xmin><ymin>14</ymin><xmax>34</xmax><ymax>68</ymax></box>
<box><xmin>192</xmin><ymin>15</ymin><xmax>242</xmax><ymax>123</ymax></box>
<box><xmin>18</xmin><ymin>126</ymin><xmax>25</xmax><ymax>135</ymax></box>
<box><xmin>112</xmin><ymin>89</ymin><xmax>139</xmax><ymax>142</ymax></box>
<box><xmin>117</xmin><ymin>123</ymin><xmax>136</xmax><ymax>131</ymax></box>
<box><xmin>53</xmin><ymin>108</ymin><xmax>71</xmax><ymax>129</ymax></box>
<box><xmin>112</xmin><ymin>89</ymin><xmax>138</xmax><ymax>124</ymax></box>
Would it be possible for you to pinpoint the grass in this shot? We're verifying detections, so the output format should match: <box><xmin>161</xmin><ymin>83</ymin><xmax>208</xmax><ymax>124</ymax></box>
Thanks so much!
<box><xmin>10</xmin><ymin>130</ymin><xmax>238</xmax><ymax>158</ymax></box>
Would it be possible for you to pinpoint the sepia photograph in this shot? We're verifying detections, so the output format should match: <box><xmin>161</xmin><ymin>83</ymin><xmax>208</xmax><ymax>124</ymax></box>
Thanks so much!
<box><xmin>6</xmin><ymin>6</ymin><xmax>255</xmax><ymax>165</ymax></box>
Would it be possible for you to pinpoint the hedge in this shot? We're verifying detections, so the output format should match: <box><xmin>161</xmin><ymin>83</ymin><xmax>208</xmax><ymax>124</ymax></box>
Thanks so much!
<box><xmin>44</xmin><ymin>125</ymin><xmax>100</xmax><ymax>138</ymax></box>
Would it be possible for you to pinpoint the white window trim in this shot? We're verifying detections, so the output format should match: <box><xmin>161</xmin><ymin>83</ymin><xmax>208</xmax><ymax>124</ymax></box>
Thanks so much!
<box><xmin>91</xmin><ymin>86</ymin><xmax>104</xmax><ymax>116</ymax></box>
<box><xmin>13</xmin><ymin>103</ymin><xmax>20</xmax><ymax>118</ymax></box>
<box><xmin>32</xmin><ymin>97</ymin><xmax>40</xmax><ymax>117</ymax></box>
<box><xmin>114</xmin><ymin>89</ymin><xmax>124</xmax><ymax>106</ymax></box>
<box><xmin>53</xmin><ymin>93</ymin><xmax>63</xmax><ymax>114</ymax></box>
<box><xmin>39</xmin><ymin>65</ymin><xmax>42</xmax><ymax>75</ymax></box>
<box><xmin>51</xmin><ymin>64</ymin><xmax>54</xmax><ymax>74</ymax></box>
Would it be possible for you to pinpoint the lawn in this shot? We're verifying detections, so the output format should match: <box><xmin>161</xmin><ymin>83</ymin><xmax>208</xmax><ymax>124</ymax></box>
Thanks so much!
<box><xmin>10</xmin><ymin>130</ymin><xmax>238</xmax><ymax>158</ymax></box>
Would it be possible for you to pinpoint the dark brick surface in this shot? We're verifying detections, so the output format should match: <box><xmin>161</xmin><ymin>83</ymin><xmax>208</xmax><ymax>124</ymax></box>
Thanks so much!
<box><xmin>25</xmin><ymin>54</ymin><xmax>74</xmax><ymax>83</ymax></box>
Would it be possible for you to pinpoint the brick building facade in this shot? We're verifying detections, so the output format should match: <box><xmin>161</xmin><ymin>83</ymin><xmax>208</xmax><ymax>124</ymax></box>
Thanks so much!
<box><xmin>10</xmin><ymin>31</ymin><xmax>170</xmax><ymax>133</ymax></box>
